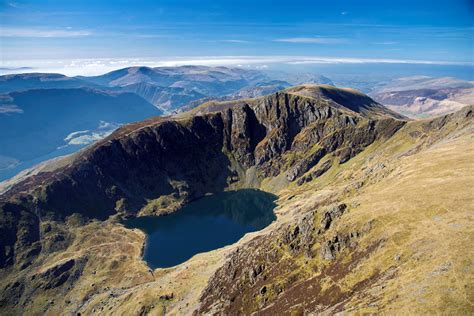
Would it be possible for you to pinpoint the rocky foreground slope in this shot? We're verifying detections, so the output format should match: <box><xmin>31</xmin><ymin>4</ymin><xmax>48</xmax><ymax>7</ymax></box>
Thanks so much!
<box><xmin>0</xmin><ymin>85</ymin><xmax>472</xmax><ymax>315</ymax></box>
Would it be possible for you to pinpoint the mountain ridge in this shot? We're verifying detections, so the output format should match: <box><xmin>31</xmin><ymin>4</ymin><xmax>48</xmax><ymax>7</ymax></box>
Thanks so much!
<box><xmin>1</xmin><ymin>66</ymin><xmax>336</xmax><ymax>113</ymax></box>
<box><xmin>0</xmin><ymin>84</ymin><xmax>472</xmax><ymax>315</ymax></box>
<box><xmin>1</xmin><ymin>84</ymin><xmax>404</xmax><ymax>230</ymax></box>
<box><xmin>0</xmin><ymin>73</ymin><xmax>98</xmax><ymax>94</ymax></box>
<box><xmin>0</xmin><ymin>86</ymin><xmax>163</xmax><ymax>181</ymax></box>
<box><xmin>370</xmin><ymin>76</ymin><xmax>474</xmax><ymax>118</ymax></box>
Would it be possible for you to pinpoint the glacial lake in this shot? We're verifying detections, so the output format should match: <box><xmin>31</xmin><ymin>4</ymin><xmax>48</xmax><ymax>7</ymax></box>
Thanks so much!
<box><xmin>124</xmin><ymin>189</ymin><xmax>277</xmax><ymax>269</ymax></box>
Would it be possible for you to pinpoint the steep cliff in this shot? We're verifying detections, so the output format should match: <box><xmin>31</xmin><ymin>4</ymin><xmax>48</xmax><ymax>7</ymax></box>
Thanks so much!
<box><xmin>199</xmin><ymin>105</ymin><xmax>474</xmax><ymax>314</ymax></box>
<box><xmin>0</xmin><ymin>85</ymin><xmax>404</xmax><ymax>264</ymax></box>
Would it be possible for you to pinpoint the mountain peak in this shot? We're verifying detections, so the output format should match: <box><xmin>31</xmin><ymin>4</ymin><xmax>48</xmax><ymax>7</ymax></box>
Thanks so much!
<box><xmin>190</xmin><ymin>84</ymin><xmax>405</xmax><ymax>120</ymax></box>
<box><xmin>285</xmin><ymin>84</ymin><xmax>406</xmax><ymax>119</ymax></box>
<box><xmin>284</xmin><ymin>84</ymin><xmax>365</xmax><ymax>101</ymax></box>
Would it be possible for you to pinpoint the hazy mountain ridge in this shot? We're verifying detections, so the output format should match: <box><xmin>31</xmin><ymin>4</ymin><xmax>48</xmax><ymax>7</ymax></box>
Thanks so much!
<box><xmin>1</xmin><ymin>66</ymin><xmax>336</xmax><ymax>113</ymax></box>
<box><xmin>0</xmin><ymin>67</ymin><xmax>335</xmax><ymax>181</ymax></box>
<box><xmin>120</xmin><ymin>82</ymin><xmax>206</xmax><ymax>111</ymax></box>
<box><xmin>1</xmin><ymin>68</ymin><xmax>471</xmax><ymax>183</ymax></box>
<box><xmin>370</xmin><ymin>76</ymin><xmax>474</xmax><ymax>118</ymax></box>
<box><xmin>0</xmin><ymin>87</ymin><xmax>162</xmax><ymax>180</ymax></box>
<box><xmin>76</xmin><ymin>66</ymin><xmax>272</xmax><ymax>111</ymax></box>
<box><xmin>0</xmin><ymin>73</ymin><xmax>99</xmax><ymax>94</ymax></box>
<box><xmin>373</xmin><ymin>75</ymin><xmax>473</xmax><ymax>92</ymax></box>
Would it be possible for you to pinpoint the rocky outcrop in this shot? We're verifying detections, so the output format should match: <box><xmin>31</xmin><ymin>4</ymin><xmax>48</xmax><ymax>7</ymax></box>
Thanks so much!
<box><xmin>296</xmin><ymin>159</ymin><xmax>333</xmax><ymax>185</ymax></box>
<box><xmin>198</xmin><ymin>202</ymin><xmax>377</xmax><ymax>314</ymax></box>
<box><xmin>0</xmin><ymin>256</ymin><xmax>87</xmax><ymax>310</ymax></box>
<box><xmin>36</xmin><ymin>258</ymin><xmax>85</xmax><ymax>290</ymax></box>
<box><xmin>320</xmin><ymin>203</ymin><xmax>347</xmax><ymax>231</ymax></box>
<box><xmin>321</xmin><ymin>232</ymin><xmax>359</xmax><ymax>261</ymax></box>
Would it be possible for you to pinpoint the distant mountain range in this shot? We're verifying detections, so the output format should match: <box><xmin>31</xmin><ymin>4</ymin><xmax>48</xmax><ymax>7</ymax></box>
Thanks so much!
<box><xmin>0</xmin><ymin>87</ymin><xmax>161</xmax><ymax>180</ymax></box>
<box><xmin>1</xmin><ymin>66</ymin><xmax>471</xmax><ymax>182</ymax></box>
<box><xmin>1</xmin><ymin>66</ymin><xmax>335</xmax><ymax>113</ymax></box>
<box><xmin>370</xmin><ymin>76</ymin><xmax>474</xmax><ymax>118</ymax></box>
<box><xmin>0</xmin><ymin>73</ymin><xmax>97</xmax><ymax>93</ymax></box>
<box><xmin>76</xmin><ymin>66</ymin><xmax>265</xmax><ymax>111</ymax></box>
<box><xmin>0</xmin><ymin>66</ymin><xmax>334</xmax><ymax>181</ymax></box>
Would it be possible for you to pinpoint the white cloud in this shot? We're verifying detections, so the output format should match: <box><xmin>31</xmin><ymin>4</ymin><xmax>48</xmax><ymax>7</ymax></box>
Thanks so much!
<box><xmin>373</xmin><ymin>41</ymin><xmax>399</xmax><ymax>45</ymax></box>
<box><xmin>0</xmin><ymin>104</ymin><xmax>23</xmax><ymax>114</ymax></box>
<box><xmin>65</xmin><ymin>133</ymin><xmax>107</xmax><ymax>145</ymax></box>
<box><xmin>0</xmin><ymin>155</ymin><xmax>19</xmax><ymax>171</ymax></box>
<box><xmin>133</xmin><ymin>34</ymin><xmax>164</xmax><ymax>39</ymax></box>
<box><xmin>273</xmin><ymin>37</ymin><xmax>346</xmax><ymax>44</ymax></box>
<box><xmin>220</xmin><ymin>39</ymin><xmax>251</xmax><ymax>43</ymax></box>
<box><xmin>283</xmin><ymin>56</ymin><xmax>456</xmax><ymax>65</ymax></box>
<box><xmin>63</xmin><ymin>121</ymin><xmax>121</xmax><ymax>146</ymax></box>
<box><xmin>6</xmin><ymin>1</ymin><xmax>21</xmax><ymax>8</ymax></box>
<box><xmin>64</xmin><ymin>130</ymin><xmax>90</xmax><ymax>142</ymax></box>
<box><xmin>2</xmin><ymin>56</ymin><xmax>472</xmax><ymax>76</ymax></box>
<box><xmin>98</xmin><ymin>120</ymin><xmax>121</xmax><ymax>130</ymax></box>
<box><xmin>1</xmin><ymin>27</ymin><xmax>92</xmax><ymax>38</ymax></box>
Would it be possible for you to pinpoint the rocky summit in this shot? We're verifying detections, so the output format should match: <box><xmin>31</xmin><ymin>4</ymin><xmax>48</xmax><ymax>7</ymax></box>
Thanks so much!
<box><xmin>0</xmin><ymin>84</ymin><xmax>473</xmax><ymax>315</ymax></box>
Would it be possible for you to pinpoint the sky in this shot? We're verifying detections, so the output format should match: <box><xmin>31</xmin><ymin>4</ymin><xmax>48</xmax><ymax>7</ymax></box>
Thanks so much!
<box><xmin>0</xmin><ymin>0</ymin><xmax>473</xmax><ymax>75</ymax></box>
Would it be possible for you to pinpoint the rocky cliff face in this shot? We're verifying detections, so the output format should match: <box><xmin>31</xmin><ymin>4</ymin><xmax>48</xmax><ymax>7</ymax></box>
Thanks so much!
<box><xmin>2</xmin><ymin>86</ymin><xmax>403</xmax><ymax>202</ymax></box>
<box><xmin>0</xmin><ymin>85</ymin><xmax>405</xmax><ymax>268</ymax></box>
<box><xmin>198</xmin><ymin>105</ymin><xmax>474</xmax><ymax>315</ymax></box>
<box><xmin>0</xmin><ymin>84</ymin><xmax>471</xmax><ymax>315</ymax></box>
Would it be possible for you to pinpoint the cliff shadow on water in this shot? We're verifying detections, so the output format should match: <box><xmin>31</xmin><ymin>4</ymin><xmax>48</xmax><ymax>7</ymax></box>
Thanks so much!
<box><xmin>124</xmin><ymin>189</ymin><xmax>277</xmax><ymax>269</ymax></box>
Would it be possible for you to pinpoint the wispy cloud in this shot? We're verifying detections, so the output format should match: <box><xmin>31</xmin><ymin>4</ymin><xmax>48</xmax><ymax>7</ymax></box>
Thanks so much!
<box><xmin>282</xmin><ymin>56</ymin><xmax>472</xmax><ymax>66</ymax></box>
<box><xmin>3</xmin><ymin>56</ymin><xmax>472</xmax><ymax>76</ymax></box>
<box><xmin>273</xmin><ymin>37</ymin><xmax>347</xmax><ymax>44</ymax></box>
<box><xmin>219</xmin><ymin>39</ymin><xmax>251</xmax><ymax>43</ymax></box>
<box><xmin>341</xmin><ymin>11</ymin><xmax>348</xmax><ymax>15</ymax></box>
<box><xmin>132</xmin><ymin>34</ymin><xmax>165</xmax><ymax>39</ymax></box>
<box><xmin>5</xmin><ymin>1</ymin><xmax>21</xmax><ymax>9</ymax></box>
<box><xmin>0</xmin><ymin>104</ymin><xmax>23</xmax><ymax>114</ymax></box>
<box><xmin>1</xmin><ymin>27</ymin><xmax>92</xmax><ymax>38</ymax></box>
<box><xmin>373</xmin><ymin>41</ymin><xmax>399</xmax><ymax>45</ymax></box>
<box><xmin>62</xmin><ymin>121</ymin><xmax>121</xmax><ymax>146</ymax></box>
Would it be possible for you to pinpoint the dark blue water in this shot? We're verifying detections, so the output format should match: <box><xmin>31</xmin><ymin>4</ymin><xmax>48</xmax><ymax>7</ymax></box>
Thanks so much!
<box><xmin>124</xmin><ymin>189</ymin><xmax>277</xmax><ymax>269</ymax></box>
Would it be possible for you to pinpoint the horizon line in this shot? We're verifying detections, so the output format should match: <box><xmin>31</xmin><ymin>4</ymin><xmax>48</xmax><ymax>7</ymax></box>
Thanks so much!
<box><xmin>1</xmin><ymin>55</ymin><xmax>472</xmax><ymax>77</ymax></box>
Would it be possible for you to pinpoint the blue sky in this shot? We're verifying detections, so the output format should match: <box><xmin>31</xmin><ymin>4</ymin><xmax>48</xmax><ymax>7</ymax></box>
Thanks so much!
<box><xmin>0</xmin><ymin>0</ymin><xmax>472</xmax><ymax>72</ymax></box>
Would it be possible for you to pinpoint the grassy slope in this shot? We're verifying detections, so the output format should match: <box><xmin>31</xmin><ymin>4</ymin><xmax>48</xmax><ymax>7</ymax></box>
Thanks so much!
<box><xmin>344</xmin><ymin>130</ymin><xmax>474</xmax><ymax>314</ymax></box>
<box><xmin>195</xmin><ymin>106</ymin><xmax>473</xmax><ymax>314</ymax></box>
<box><xmin>275</xmin><ymin>110</ymin><xmax>474</xmax><ymax>313</ymax></box>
